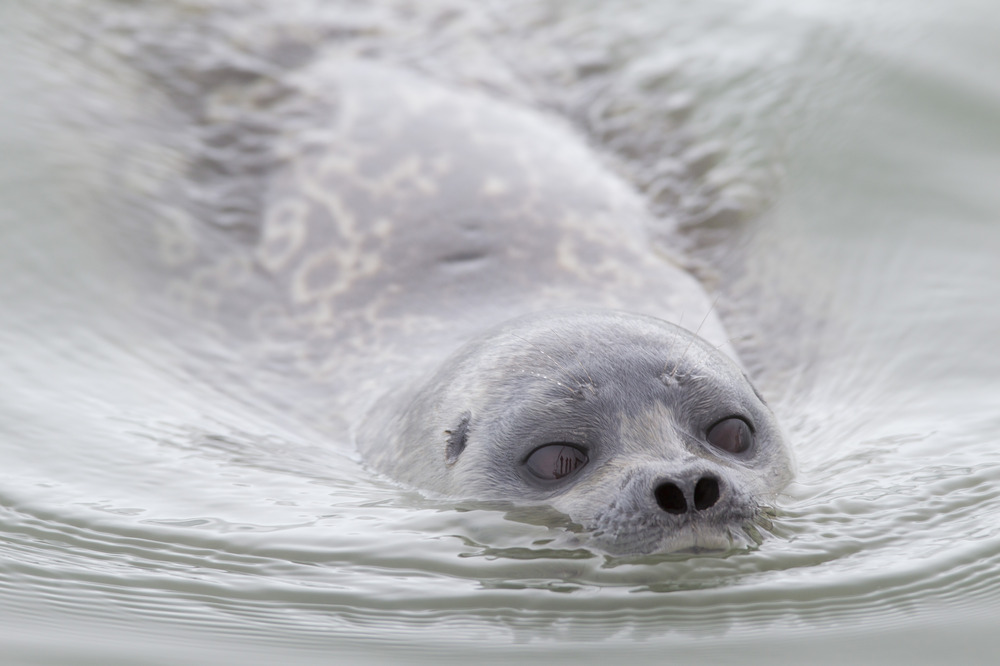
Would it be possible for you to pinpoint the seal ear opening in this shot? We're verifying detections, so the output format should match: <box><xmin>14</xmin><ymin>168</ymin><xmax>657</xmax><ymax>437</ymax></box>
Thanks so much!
<box><xmin>445</xmin><ymin>412</ymin><xmax>471</xmax><ymax>465</ymax></box>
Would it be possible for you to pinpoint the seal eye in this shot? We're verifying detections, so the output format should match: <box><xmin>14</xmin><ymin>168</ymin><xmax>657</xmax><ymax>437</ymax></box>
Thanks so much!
<box><xmin>524</xmin><ymin>444</ymin><xmax>588</xmax><ymax>481</ymax></box>
<box><xmin>706</xmin><ymin>417</ymin><xmax>753</xmax><ymax>454</ymax></box>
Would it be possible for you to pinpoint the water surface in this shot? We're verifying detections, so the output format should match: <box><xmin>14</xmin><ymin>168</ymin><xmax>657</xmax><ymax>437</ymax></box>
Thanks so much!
<box><xmin>2</xmin><ymin>0</ymin><xmax>999</xmax><ymax>663</ymax></box>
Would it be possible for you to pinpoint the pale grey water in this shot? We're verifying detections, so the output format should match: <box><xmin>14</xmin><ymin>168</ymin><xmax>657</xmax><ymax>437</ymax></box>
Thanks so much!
<box><xmin>2</xmin><ymin>0</ymin><xmax>999</xmax><ymax>664</ymax></box>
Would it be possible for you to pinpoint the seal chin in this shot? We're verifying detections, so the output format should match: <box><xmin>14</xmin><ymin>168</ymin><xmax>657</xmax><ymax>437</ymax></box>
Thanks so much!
<box><xmin>590</xmin><ymin>521</ymin><xmax>760</xmax><ymax>556</ymax></box>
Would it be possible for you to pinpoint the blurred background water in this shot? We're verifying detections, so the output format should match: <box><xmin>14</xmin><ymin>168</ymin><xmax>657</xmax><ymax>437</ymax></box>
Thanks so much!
<box><xmin>1</xmin><ymin>0</ymin><xmax>999</xmax><ymax>664</ymax></box>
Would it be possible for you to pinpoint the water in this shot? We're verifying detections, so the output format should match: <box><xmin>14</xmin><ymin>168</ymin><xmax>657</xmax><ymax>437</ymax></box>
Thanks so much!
<box><xmin>2</xmin><ymin>0</ymin><xmax>999</xmax><ymax>663</ymax></box>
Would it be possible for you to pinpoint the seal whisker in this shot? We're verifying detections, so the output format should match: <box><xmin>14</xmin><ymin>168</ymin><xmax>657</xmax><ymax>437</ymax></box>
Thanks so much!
<box><xmin>670</xmin><ymin>294</ymin><xmax>721</xmax><ymax>379</ymax></box>
<box><xmin>515</xmin><ymin>366</ymin><xmax>583</xmax><ymax>399</ymax></box>
<box><xmin>714</xmin><ymin>338</ymin><xmax>736</xmax><ymax>352</ymax></box>
<box><xmin>508</xmin><ymin>331</ymin><xmax>594</xmax><ymax>397</ymax></box>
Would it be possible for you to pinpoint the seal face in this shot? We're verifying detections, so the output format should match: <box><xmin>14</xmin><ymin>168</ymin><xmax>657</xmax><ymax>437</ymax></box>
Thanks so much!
<box><xmin>359</xmin><ymin>310</ymin><xmax>793</xmax><ymax>555</ymax></box>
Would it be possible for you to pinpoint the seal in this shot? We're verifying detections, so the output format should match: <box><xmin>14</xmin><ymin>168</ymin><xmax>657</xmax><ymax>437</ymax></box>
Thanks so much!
<box><xmin>157</xmin><ymin>59</ymin><xmax>793</xmax><ymax>554</ymax></box>
<box><xmin>359</xmin><ymin>310</ymin><xmax>793</xmax><ymax>554</ymax></box>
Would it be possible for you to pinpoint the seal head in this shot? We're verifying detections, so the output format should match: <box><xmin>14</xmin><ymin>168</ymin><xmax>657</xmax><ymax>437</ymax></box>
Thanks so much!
<box><xmin>359</xmin><ymin>309</ymin><xmax>793</xmax><ymax>554</ymax></box>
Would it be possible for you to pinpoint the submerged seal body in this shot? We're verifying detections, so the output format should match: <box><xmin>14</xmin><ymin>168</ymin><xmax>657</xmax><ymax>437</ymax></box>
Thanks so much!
<box><xmin>164</xmin><ymin>59</ymin><xmax>793</xmax><ymax>554</ymax></box>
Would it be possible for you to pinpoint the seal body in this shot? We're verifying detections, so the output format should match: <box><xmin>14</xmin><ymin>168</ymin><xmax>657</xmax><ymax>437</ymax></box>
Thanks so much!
<box><xmin>178</xmin><ymin>59</ymin><xmax>793</xmax><ymax>553</ymax></box>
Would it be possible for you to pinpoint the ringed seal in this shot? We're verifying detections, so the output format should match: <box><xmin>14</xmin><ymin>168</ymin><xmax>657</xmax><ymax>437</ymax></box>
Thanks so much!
<box><xmin>156</xmin><ymin>59</ymin><xmax>794</xmax><ymax>554</ymax></box>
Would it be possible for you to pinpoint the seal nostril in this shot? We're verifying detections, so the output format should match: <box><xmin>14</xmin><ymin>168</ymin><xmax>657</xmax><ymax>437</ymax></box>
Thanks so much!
<box><xmin>654</xmin><ymin>482</ymin><xmax>687</xmax><ymax>515</ymax></box>
<box><xmin>694</xmin><ymin>476</ymin><xmax>720</xmax><ymax>511</ymax></box>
